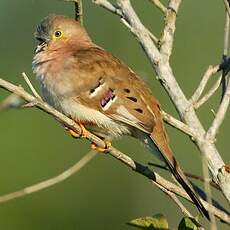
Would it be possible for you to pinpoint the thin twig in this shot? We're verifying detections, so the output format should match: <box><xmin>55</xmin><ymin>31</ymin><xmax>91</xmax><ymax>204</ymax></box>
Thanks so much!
<box><xmin>190</xmin><ymin>66</ymin><xmax>219</xmax><ymax>105</ymax></box>
<box><xmin>0</xmin><ymin>150</ymin><xmax>97</xmax><ymax>203</ymax></box>
<box><xmin>202</xmin><ymin>156</ymin><xmax>217</xmax><ymax>230</ymax></box>
<box><xmin>0</xmin><ymin>78</ymin><xmax>229</xmax><ymax>223</ymax></box>
<box><xmin>206</xmin><ymin>7</ymin><xmax>230</xmax><ymax>141</ymax></box>
<box><xmin>223</xmin><ymin>0</ymin><xmax>230</xmax><ymax>18</ymax></box>
<box><xmin>148</xmin><ymin>162</ymin><xmax>220</xmax><ymax>190</ymax></box>
<box><xmin>65</xmin><ymin>0</ymin><xmax>83</xmax><ymax>24</ymax></box>
<box><xmin>22</xmin><ymin>72</ymin><xmax>41</xmax><ymax>99</ymax></box>
<box><xmin>194</xmin><ymin>76</ymin><xmax>222</xmax><ymax>110</ymax></box>
<box><xmin>161</xmin><ymin>110</ymin><xmax>196</xmax><ymax>137</ymax></box>
<box><xmin>149</xmin><ymin>0</ymin><xmax>167</xmax><ymax>14</ymax></box>
<box><xmin>155</xmin><ymin>183</ymin><xmax>194</xmax><ymax>218</ymax></box>
<box><xmin>206</xmin><ymin>82</ymin><xmax>230</xmax><ymax>140</ymax></box>
<box><xmin>223</xmin><ymin>12</ymin><xmax>230</xmax><ymax>56</ymax></box>
<box><xmin>221</xmin><ymin>10</ymin><xmax>230</xmax><ymax>101</ymax></box>
<box><xmin>0</xmin><ymin>94</ymin><xmax>23</xmax><ymax>111</ymax></box>
<box><xmin>93</xmin><ymin>0</ymin><xmax>159</xmax><ymax>44</ymax></box>
<box><xmin>159</xmin><ymin>0</ymin><xmax>182</xmax><ymax>60</ymax></box>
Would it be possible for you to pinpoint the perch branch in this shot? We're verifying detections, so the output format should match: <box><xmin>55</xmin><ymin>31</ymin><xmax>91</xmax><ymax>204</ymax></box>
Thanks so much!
<box><xmin>0</xmin><ymin>78</ymin><xmax>229</xmax><ymax>223</ymax></box>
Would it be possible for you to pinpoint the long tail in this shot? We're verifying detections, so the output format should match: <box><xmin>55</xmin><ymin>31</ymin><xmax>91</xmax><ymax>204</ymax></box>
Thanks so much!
<box><xmin>142</xmin><ymin>133</ymin><xmax>209</xmax><ymax>219</ymax></box>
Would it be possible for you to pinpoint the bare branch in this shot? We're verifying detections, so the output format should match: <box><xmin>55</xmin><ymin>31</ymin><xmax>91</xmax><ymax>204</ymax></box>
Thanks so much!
<box><xmin>223</xmin><ymin>12</ymin><xmax>230</xmax><ymax>56</ymax></box>
<box><xmin>148</xmin><ymin>162</ymin><xmax>220</xmax><ymax>190</ymax></box>
<box><xmin>65</xmin><ymin>0</ymin><xmax>83</xmax><ymax>24</ymax></box>
<box><xmin>148</xmin><ymin>0</ymin><xmax>167</xmax><ymax>14</ymax></box>
<box><xmin>22</xmin><ymin>72</ymin><xmax>41</xmax><ymax>99</ymax></box>
<box><xmin>0</xmin><ymin>150</ymin><xmax>96</xmax><ymax>203</ymax></box>
<box><xmin>0</xmin><ymin>94</ymin><xmax>23</xmax><ymax>110</ymax></box>
<box><xmin>194</xmin><ymin>76</ymin><xmax>222</xmax><ymax>110</ymax></box>
<box><xmin>96</xmin><ymin>0</ymin><xmax>230</xmax><ymax>203</ymax></box>
<box><xmin>155</xmin><ymin>183</ymin><xmax>194</xmax><ymax>218</ymax></box>
<box><xmin>223</xmin><ymin>0</ymin><xmax>230</xmax><ymax>19</ymax></box>
<box><xmin>206</xmin><ymin>80</ymin><xmax>230</xmax><ymax>141</ymax></box>
<box><xmin>202</xmin><ymin>156</ymin><xmax>217</xmax><ymax>230</ymax></box>
<box><xmin>159</xmin><ymin>0</ymin><xmax>182</xmax><ymax>60</ymax></box>
<box><xmin>206</xmin><ymin>8</ymin><xmax>230</xmax><ymax>142</ymax></box>
<box><xmin>161</xmin><ymin>110</ymin><xmax>196</xmax><ymax>137</ymax></box>
<box><xmin>1</xmin><ymin>78</ymin><xmax>229</xmax><ymax>223</ymax></box>
<box><xmin>93</xmin><ymin>0</ymin><xmax>159</xmax><ymax>43</ymax></box>
<box><xmin>190</xmin><ymin>66</ymin><xmax>219</xmax><ymax>105</ymax></box>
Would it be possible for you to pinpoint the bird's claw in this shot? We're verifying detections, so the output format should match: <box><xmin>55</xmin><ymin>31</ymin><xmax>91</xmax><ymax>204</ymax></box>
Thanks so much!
<box><xmin>66</xmin><ymin>123</ymin><xmax>89</xmax><ymax>139</ymax></box>
<box><xmin>91</xmin><ymin>141</ymin><xmax>111</xmax><ymax>153</ymax></box>
<box><xmin>79</xmin><ymin>123</ymin><xmax>89</xmax><ymax>138</ymax></box>
<box><xmin>67</xmin><ymin>128</ymin><xmax>80</xmax><ymax>138</ymax></box>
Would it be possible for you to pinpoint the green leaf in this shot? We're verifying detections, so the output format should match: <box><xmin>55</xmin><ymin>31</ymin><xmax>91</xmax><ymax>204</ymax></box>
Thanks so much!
<box><xmin>178</xmin><ymin>217</ymin><xmax>199</xmax><ymax>230</ymax></box>
<box><xmin>128</xmin><ymin>214</ymin><xmax>169</xmax><ymax>230</ymax></box>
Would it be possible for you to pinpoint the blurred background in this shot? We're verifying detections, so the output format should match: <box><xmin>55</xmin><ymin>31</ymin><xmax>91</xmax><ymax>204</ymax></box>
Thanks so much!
<box><xmin>0</xmin><ymin>0</ymin><xmax>229</xmax><ymax>229</ymax></box>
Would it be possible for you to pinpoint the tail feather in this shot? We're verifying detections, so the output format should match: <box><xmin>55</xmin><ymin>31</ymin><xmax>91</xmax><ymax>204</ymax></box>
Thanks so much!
<box><xmin>145</xmin><ymin>134</ymin><xmax>209</xmax><ymax>219</ymax></box>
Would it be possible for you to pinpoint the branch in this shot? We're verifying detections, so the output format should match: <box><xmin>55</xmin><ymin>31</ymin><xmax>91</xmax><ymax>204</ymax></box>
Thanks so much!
<box><xmin>206</xmin><ymin>79</ymin><xmax>230</xmax><ymax>141</ymax></box>
<box><xmin>202</xmin><ymin>156</ymin><xmax>217</xmax><ymax>230</ymax></box>
<box><xmin>161</xmin><ymin>110</ymin><xmax>196</xmax><ymax>137</ymax></box>
<box><xmin>223</xmin><ymin>0</ymin><xmax>230</xmax><ymax>18</ymax></box>
<box><xmin>193</xmin><ymin>76</ymin><xmax>222</xmax><ymax>110</ymax></box>
<box><xmin>0</xmin><ymin>78</ymin><xmax>229</xmax><ymax>223</ymax></box>
<box><xmin>93</xmin><ymin>0</ymin><xmax>159</xmax><ymax>43</ymax></box>
<box><xmin>190</xmin><ymin>65</ymin><xmax>219</xmax><ymax>105</ymax></box>
<box><xmin>155</xmin><ymin>183</ymin><xmax>194</xmax><ymax>218</ymax></box>
<box><xmin>0</xmin><ymin>150</ymin><xmax>96</xmax><ymax>203</ymax></box>
<box><xmin>148</xmin><ymin>0</ymin><xmax>167</xmax><ymax>14</ymax></box>
<box><xmin>206</xmin><ymin>4</ymin><xmax>230</xmax><ymax>142</ymax></box>
<box><xmin>0</xmin><ymin>93</ymin><xmax>23</xmax><ymax>110</ymax></box>
<box><xmin>95</xmin><ymin>0</ymin><xmax>230</xmax><ymax>203</ymax></box>
<box><xmin>148</xmin><ymin>162</ymin><xmax>220</xmax><ymax>190</ymax></box>
<box><xmin>65</xmin><ymin>0</ymin><xmax>83</xmax><ymax>24</ymax></box>
<box><xmin>159</xmin><ymin>0</ymin><xmax>182</xmax><ymax>60</ymax></box>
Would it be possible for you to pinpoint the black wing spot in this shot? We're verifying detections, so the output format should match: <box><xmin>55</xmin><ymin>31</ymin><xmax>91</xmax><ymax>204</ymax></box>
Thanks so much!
<box><xmin>134</xmin><ymin>108</ymin><xmax>143</xmax><ymax>113</ymax></box>
<box><xmin>124</xmin><ymin>88</ymin><xmax>130</xmax><ymax>93</ymax></box>
<box><xmin>127</xmin><ymin>96</ymin><xmax>137</xmax><ymax>102</ymax></box>
<box><xmin>89</xmin><ymin>78</ymin><xmax>104</xmax><ymax>95</ymax></box>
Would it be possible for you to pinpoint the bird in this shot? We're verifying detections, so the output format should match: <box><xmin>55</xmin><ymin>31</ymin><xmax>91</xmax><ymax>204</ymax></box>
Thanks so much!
<box><xmin>32</xmin><ymin>14</ymin><xmax>209</xmax><ymax>219</ymax></box>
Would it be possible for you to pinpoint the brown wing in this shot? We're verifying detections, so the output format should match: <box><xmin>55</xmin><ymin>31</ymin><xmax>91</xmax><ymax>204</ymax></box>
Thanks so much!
<box><xmin>68</xmin><ymin>47</ymin><xmax>162</xmax><ymax>134</ymax></box>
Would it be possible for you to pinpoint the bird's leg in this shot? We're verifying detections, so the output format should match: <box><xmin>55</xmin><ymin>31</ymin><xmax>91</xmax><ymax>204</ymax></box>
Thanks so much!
<box><xmin>65</xmin><ymin>123</ymin><xmax>89</xmax><ymax>138</ymax></box>
<box><xmin>66</xmin><ymin>124</ymin><xmax>111</xmax><ymax>153</ymax></box>
<box><xmin>91</xmin><ymin>140</ymin><xmax>112</xmax><ymax>153</ymax></box>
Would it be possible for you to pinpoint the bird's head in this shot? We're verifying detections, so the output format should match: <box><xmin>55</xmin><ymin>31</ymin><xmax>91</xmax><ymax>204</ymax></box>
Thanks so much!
<box><xmin>34</xmin><ymin>14</ymin><xmax>93</xmax><ymax>54</ymax></box>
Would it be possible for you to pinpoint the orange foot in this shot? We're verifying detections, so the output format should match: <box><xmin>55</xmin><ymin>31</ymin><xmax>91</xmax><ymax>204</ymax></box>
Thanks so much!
<box><xmin>66</xmin><ymin>123</ymin><xmax>89</xmax><ymax>138</ymax></box>
<box><xmin>91</xmin><ymin>141</ymin><xmax>112</xmax><ymax>153</ymax></box>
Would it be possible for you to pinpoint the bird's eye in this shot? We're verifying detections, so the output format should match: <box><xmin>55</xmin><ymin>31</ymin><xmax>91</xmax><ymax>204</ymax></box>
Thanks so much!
<box><xmin>54</xmin><ymin>30</ymin><xmax>63</xmax><ymax>38</ymax></box>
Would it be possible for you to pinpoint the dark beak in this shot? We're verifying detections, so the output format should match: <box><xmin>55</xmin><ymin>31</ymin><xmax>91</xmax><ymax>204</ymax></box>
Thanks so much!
<box><xmin>34</xmin><ymin>32</ymin><xmax>49</xmax><ymax>54</ymax></box>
